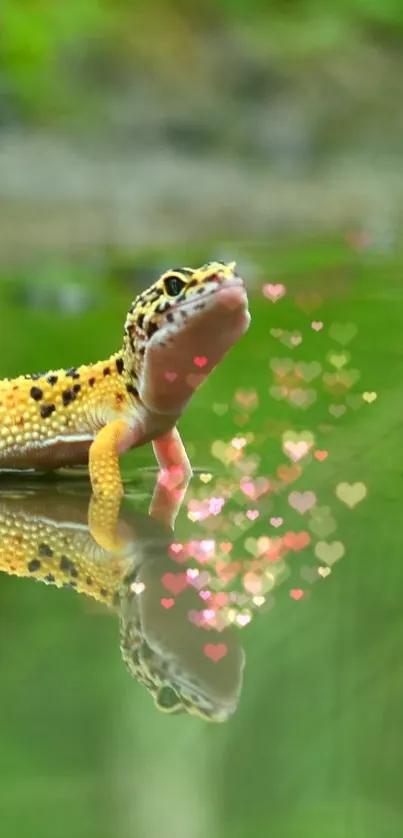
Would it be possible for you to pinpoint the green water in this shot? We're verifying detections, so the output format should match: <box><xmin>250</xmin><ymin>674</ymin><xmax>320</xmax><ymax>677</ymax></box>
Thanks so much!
<box><xmin>0</xmin><ymin>237</ymin><xmax>403</xmax><ymax>838</ymax></box>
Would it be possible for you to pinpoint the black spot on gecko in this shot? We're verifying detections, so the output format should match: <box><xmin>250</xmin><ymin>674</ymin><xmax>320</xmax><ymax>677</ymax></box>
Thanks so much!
<box><xmin>60</xmin><ymin>555</ymin><xmax>78</xmax><ymax>578</ymax></box>
<box><xmin>62</xmin><ymin>389</ymin><xmax>76</xmax><ymax>407</ymax></box>
<box><xmin>137</xmin><ymin>313</ymin><xmax>145</xmax><ymax>329</ymax></box>
<box><xmin>116</xmin><ymin>357</ymin><xmax>124</xmax><ymax>374</ymax></box>
<box><xmin>40</xmin><ymin>404</ymin><xmax>56</xmax><ymax>419</ymax></box>
<box><xmin>126</xmin><ymin>383</ymin><xmax>139</xmax><ymax>397</ymax></box>
<box><xmin>73</xmin><ymin>384</ymin><xmax>81</xmax><ymax>394</ymax></box>
<box><xmin>27</xmin><ymin>558</ymin><xmax>41</xmax><ymax>572</ymax></box>
<box><xmin>146</xmin><ymin>322</ymin><xmax>158</xmax><ymax>339</ymax></box>
<box><xmin>38</xmin><ymin>543</ymin><xmax>53</xmax><ymax>557</ymax></box>
<box><xmin>30</xmin><ymin>386</ymin><xmax>43</xmax><ymax>401</ymax></box>
<box><xmin>103</xmin><ymin>367</ymin><xmax>111</xmax><ymax>376</ymax></box>
<box><xmin>66</xmin><ymin>367</ymin><xmax>80</xmax><ymax>379</ymax></box>
<box><xmin>166</xmin><ymin>312</ymin><xmax>174</xmax><ymax>323</ymax></box>
<box><xmin>89</xmin><ymin>377</ymin><xmax>95</xmax><ymax>387</ymax></box>
<box><xmin>44</xmin><ymin>573</ymin><xmax>55</xmax><ymax>583</ymax></box>
<box><xmin>60</xmin><ymin>555</ymin><xmax>73</xmax><ymax>573</ymax></box>
<box><xmin>47</xmin><ymin>375</ymin><xmax>58</xmax><ymax>386</ymax></box>
<box><xmin>100</xmin><ymin>588</ymin><xmax>108</xmax><ymax>598</ymax></box>
<box><xmin>86</xmin><ymin>576</ymin><xmax>93</xmax><ymax>586</ymax></box>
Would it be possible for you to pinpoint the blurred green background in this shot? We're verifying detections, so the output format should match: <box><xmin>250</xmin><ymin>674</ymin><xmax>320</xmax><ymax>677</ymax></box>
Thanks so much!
<box><xmin>1</xmin><ymin>3</ymin><xmax>403</xmax><ymax>838</ymax></box>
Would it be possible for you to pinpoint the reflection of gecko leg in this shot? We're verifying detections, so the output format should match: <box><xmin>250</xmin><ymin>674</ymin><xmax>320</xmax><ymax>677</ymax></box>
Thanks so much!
<box><xmin>149</xmin><ymin>428</ymin><xmax>192</xmax><ymax>529</ymax></box>
<box><xmin>88</xmin><ymin>494</ymin><xmax>128</xmax><ymax>553</ymax></box>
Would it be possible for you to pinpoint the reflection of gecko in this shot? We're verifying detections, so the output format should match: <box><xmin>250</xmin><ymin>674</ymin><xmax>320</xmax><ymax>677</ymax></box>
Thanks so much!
<box><xmin>0</xmin><ymin>485</ymin><xmax>245</xmax><ymax>721</ymax></box>
<box><xmin>0</xmin><ymin>262</ymin><xmax>250</xmax><ymax>497</ymax></box>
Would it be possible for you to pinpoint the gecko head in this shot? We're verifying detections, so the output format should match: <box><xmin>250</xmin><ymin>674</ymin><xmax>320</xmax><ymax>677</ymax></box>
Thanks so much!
<box><xmin>120</xmin><ymin>602</ymin><xmax>245</xmax><ymax>724</ymax></box>
<box><xmin>123</xmin><ymin>261</ymin><xmax>251</xmax><ymax>414</ymax></box>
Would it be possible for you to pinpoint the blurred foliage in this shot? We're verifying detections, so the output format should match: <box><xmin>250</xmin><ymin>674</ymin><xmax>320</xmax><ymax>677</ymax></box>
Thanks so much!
<box><xmin>1</xmin><ymin>0</ymin><xmax>108</xmax><ymax>118</ymax></box>
<box><xmin>1</xmin><ymin>0</ymin><xmax>403</xmax><ymax>121</ymax></box>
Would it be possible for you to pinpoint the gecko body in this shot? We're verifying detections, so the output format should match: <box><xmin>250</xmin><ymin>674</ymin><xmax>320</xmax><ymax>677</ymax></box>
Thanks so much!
<box><xmin>0</xmin><ymin>262</ymin><xmax>250</xmax><ymax>496</ymax></box>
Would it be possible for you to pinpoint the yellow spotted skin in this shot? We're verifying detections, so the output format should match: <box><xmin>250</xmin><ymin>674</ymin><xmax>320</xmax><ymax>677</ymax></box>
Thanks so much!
<box><xmin>0</xmin><ymin>355</ymin><xmax>135</xmax><ymax>462</ymax></box>
<box><xmin>88</xmin><ymin>419</ymin><xmax>134</xmax><ymax>498</ymax></box>
<box><xmin>0</xmin><ymin>261</ymin><xmax>249</xmax><ymax>497</ymax></box>
<box><xmin>0</xmin><ymin>494</ymin><xmax>130</xmax><ymax>607</ymax></box>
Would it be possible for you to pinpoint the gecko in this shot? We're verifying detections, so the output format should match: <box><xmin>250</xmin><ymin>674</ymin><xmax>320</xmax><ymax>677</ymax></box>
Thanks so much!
<box><xmin>0</xmin><ymin>261</ymin><xmax>250</xmax><ymax>498</ymax></box>
<box><xmin>0</xmin><ymin>485</ymin><xmax>245</xmax><ymax>721</ymax></box>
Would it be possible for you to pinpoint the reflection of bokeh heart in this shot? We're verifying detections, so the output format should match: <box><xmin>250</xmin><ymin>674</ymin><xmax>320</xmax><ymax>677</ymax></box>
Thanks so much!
<box><xmin>204</xmin><ymin>643</ymin><xmax>228</xmax><ymax>662</ymax></box>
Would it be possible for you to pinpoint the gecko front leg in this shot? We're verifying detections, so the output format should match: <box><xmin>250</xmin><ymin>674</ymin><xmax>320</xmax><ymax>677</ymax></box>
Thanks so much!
<box><xmin>89</xmin><ymin>425</ymin><xmax>191</xmax><ymax>547</ymax></box>
<box><xmin>149</xmin><ymin>427</ymin><xmax>192</xmax><ymax>528</ymax></box>
<box><xmin>152</xmin><ymin>427</ymin><xmax>192</xmax><ymax>479</ymax></box>
<box><xmin>89</xmin><ymin>418</ymin><xmax>143</xmax><ymax>498</ymax></box>
<box><xmin>88</xmin><ymin>418</ymin><xmax>144</xmax><ymax>551</ymax></box>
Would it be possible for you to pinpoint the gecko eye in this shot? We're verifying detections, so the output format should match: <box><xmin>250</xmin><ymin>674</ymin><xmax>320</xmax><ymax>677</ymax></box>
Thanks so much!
<box><xmin>164</xmin><ymin>275</ymin><xmax>186</xmax><ymax>297</ymax></box>
<box><xmin>155</xmin><ymin>686</ymin><xmax>184</xmax><ymax>712</ymax></box>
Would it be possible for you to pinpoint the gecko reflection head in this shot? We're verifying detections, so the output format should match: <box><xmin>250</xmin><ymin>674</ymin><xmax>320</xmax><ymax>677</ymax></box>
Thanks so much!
<box><xmin>119</xmin><ymin>592</ymin><xmax>244</xmax><ymax>723</ymax></box>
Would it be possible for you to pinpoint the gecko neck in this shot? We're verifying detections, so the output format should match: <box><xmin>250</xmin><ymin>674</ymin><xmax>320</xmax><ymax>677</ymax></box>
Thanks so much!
<box><xmin>105</xmin><ymin>341</ymin><xmax>143</xmax><ymax>404</ymax></box>
<box><xmin>120</xmin><ymin>332</ymin><xmax>144</xmax><ymax>385</ymax></box>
